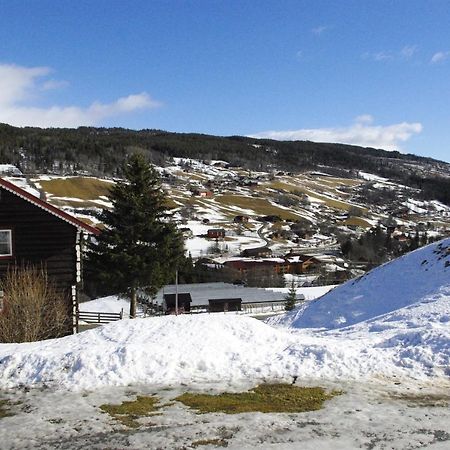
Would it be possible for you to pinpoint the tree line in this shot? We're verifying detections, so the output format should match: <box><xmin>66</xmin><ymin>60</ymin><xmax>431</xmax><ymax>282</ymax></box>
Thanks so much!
<box><xmin>1</xmin><ymin>122</ymin><xmax>449</xmax><ymax>205</ymax></box>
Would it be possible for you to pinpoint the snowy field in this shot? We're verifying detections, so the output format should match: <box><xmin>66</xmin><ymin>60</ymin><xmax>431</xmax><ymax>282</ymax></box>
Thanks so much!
<box><xmin>0</xmin><ymin>238</ymin><xmax>449</xmax><ymax>448</ymax></box>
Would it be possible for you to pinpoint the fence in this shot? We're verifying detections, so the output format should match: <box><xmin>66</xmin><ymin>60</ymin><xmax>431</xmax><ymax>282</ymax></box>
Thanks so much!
<box><xmin>77</xmin><ymin>309</ymin><xmax>124</xmax><ymax>324</ymax></box>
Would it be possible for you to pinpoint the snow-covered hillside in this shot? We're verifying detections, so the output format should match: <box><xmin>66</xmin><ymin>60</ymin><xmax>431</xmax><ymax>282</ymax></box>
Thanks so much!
<box><xmin>272</xmin><ymin>238</ymin><xmax>450</xmax><ymax>330</ymax></box>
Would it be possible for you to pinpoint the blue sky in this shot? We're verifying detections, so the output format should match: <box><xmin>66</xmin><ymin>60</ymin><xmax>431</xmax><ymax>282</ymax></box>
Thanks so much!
<box><xmin>0</xmin><ymin>0</ymin><xmax>449</xmax><ymax>162</ymax></box>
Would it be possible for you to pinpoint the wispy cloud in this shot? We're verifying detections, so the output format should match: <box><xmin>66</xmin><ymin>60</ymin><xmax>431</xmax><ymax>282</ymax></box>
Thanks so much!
<box><xmin>400</xmin><ymin>45</ymin><xmax>417</xmax><ymax>60</ymax></box>
<box><xmin>41</xmin><ymin>79</ymin><xmax>70</xmax><ymax>91</ymax></box>
<box><xmin>362</xmin><ymin>45</ymin><xmax>418</xmax><ymax>62</ymax></box>
<box><xmin>311</xmin><ymin>25</ymin><xmax>327</xmax><ymax>35</ymax></box>
<box><xmin>431</xmin><ymin>51</ymin><xmax>450</xmax><ymax>64</ymax></box>
<box><xmin>249</xmin><ymin>116</ymin><xmax>423</xmax><ymax>152</ymax></box>
<box><xmin>0</xmin><ymin>63</ymin><xmax>162</xmax><ymax>128</ymax></box>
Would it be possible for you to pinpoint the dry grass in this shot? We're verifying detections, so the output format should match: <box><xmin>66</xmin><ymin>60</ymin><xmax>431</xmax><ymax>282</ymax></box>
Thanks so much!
<box><xmin>191</xmin><ymin>438</ymin><xmax>228</xmax><ymax>447</ymax></box>
<box><xmin>47</xmin><ymin>198</ymin><xmax>101</xmax><ymax>209</ymax></box>
<box><xmin>216</xmin><ymin>195</ymin><xmax>302</xmax><ymax>220</ymax></box>
<box><xmin>39</xmin><ymin>177</ymin><xmax>113</xmax><ymax>200</ymax></box>
<box><xmin>175</xmin><ymin>383</ymin><xmax>340</xmax><ymax>414</ymax></box>
<box><xmin>316</xmin><ymin>176</ymin><xmax>362</xmax><ymax>187</ymax></box>
<box><xmin>0</xmin><ymin>399</ymin><xmax>14</xmax><ymax>419</ymax></box>
<box><xmin>343</xmin><ymin>217</ymin><xmax>373</xmax><ymax>228</ymax></box>
<box><xmin>267</xmin><ymin>180</ymin><xmax>367</xmax><ymax>213</ymax></box>
<box><xmin>387</xmin><ymin>392</ymin><xmax>450</xmax><ymax>407</ymax></box>
<box><xmin>0</xmin><ymin>265</ymin><xmax>70</xmax><ymax>343</ymax></box>
<box><xmin>100</xmin><ymin>396</ymin><xmax>162</xmax><ymax>428</ymax></box>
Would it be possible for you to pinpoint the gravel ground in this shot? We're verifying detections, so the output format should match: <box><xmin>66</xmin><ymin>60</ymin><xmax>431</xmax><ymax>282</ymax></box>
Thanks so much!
<box><xmin>1</xmin><ymin>379</ymin><xmax>450</xmax><ymax>449</ymax></box>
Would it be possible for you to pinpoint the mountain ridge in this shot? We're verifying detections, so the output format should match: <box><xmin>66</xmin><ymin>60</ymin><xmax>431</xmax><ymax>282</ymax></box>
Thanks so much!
<box><xmin>1</xmin><ymin>122</ymin><xmax>449</xmax><ymax>205</ymax></box>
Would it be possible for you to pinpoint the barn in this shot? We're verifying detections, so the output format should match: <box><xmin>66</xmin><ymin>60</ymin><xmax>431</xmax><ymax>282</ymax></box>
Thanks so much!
<box><xmin>0</xmin><ymin>178</ymin><xmax>99</xmax><ymax>333</ymax></box>
<box><xmin>163</xmin><ymin>293</ymin><xmax>192</xmax><ymax>314</ymax></box>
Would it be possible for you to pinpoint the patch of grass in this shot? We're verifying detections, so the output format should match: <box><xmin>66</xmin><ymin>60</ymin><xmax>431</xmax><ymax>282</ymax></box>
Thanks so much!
<box><xmin>39</xmin><ymin>177</ymin><xmax>113</xmax><ymax>200</ymax></box>
<box><xmin>388</xmin><ymin>393</ymin><xmax>450</xmax><ymax>407</ymax></box>
<box><xmin>342</xmin><ymin>217</ymin><xmax>373</xmax><ymax>228</ymax></box>
<box><xmin>191</xmin><ymin>438</ymin><xmax>229</xmax><ymax>448</ymax></box>
<box><xmin>175</xmin><ymin>383</ymin><xmax>340</xmax><ymax>414</ymax></box>
<box><xmin>216</xmin><ymin>195</ymin><xmax>302</xmax><ymax>221</ymax></box>
<box><xmin>0</xmin><ymin>399</ymin><xmax>14</xmax><ymax>419</ymax></box>
<box><xmin>267</xmin><ymin>180</ymin><xmax>367</xmax><ymax>213</ymax></box>
<box><xmin>48</xmin><ymin>198</ymin><xmax>102</xmax><ymax>209</ymax></box>
<box><xmin>316</xmin><ymin>176</ymin><xmax>362</xmax><ymax>187</ymax></box>
<box><xmin>99</xmin><ymin>395</ymin><xmax>161</xmax><ymax>428</ymax></box>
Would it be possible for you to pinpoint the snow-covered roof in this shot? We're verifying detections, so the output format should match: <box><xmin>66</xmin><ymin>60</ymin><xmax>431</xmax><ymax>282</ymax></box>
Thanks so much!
<box><xmin>154</xmin><ymin>282</ymin><xmax>305</xmax><ymax>306</ymax></box>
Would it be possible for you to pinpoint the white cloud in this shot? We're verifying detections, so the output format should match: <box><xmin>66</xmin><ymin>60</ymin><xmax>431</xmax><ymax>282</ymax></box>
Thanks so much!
<box><xmin>400</xmin><ymin>45</ymin><xmax>417</xmax><ymax>59</ymax></box>
<box><xmin>431</xmin><ymin>51</ymin><xmax>450</xmax><ymax>63</ymax></box>
<box><xmin>311</xmin><ymin>25</ymin><xmax>327</xmax><ymax>35</ymax></box>
<box><xmin>361</xmin><ymin>51</ymin><xmax>392</xmax><ymax>61</ymax></box>
<box><xmin>362</xmin><ymin>46</ymin><xmax>418</xmax><ymax>62</ymax></box>
<box><xmin>249</xmin><ymin>117</ymin><xmax>423</xmax><ymax>151</ymax></box>
<box><xmin>0</xmin><ymin>63</ymin><xmax>161</xmax><ymax>128</ymax></box>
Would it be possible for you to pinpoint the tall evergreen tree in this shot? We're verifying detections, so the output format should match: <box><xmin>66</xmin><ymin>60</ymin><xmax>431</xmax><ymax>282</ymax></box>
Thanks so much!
<box><xmin>88</xmin><ymin>154</ymin><xmax>185</xmax><ymax>317</ymax></box>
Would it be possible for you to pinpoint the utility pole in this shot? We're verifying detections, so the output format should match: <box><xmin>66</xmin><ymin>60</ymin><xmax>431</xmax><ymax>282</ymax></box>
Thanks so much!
<box><xmin>175</xmin><ymin>269</ymin><xmax>179</xmax><ymax>315</ymax></box>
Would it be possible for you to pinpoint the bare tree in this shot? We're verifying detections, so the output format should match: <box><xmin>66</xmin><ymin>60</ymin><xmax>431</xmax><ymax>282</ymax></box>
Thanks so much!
<box><xmin>0</xmin><ymin>265</ymin><xmax>70</xmax><ymax>343</ymax></box>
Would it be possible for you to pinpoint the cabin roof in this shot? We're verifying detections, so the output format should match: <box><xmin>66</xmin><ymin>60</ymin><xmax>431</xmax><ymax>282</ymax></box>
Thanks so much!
<box><xmin>0</xmin><ymin>177</ymin><xmax>100</xmax><ymax>235</ymax></box>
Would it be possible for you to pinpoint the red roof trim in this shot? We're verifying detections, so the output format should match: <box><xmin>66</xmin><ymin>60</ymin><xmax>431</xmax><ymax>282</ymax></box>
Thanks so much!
<box><xmin>0</xmin><ymin>178</ymin><xmax>100</xmax><ymax>235</ymax></box>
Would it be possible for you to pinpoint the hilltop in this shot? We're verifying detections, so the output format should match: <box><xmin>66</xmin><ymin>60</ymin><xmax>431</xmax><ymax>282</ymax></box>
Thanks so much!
<box><xmin>1</xmin><ymin>123</ymin><xmax>449</xmax><ymax>205</ymax></box>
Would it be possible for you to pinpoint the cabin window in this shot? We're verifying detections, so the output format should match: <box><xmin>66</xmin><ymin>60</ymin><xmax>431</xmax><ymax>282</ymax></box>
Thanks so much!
<box><xmin>0</xmin><ymin>230</ymin><xmax>12</xmax><ymax>257</ymax></box>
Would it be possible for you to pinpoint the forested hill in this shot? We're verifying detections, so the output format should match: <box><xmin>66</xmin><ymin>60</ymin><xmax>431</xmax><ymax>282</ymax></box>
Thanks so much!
<box><xmin>1</xmin><ymin>123</ymin><xmax>449</xmax><ymax>204</ymax></box>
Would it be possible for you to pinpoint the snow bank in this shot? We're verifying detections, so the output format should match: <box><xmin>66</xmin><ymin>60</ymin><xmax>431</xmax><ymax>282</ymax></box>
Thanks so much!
<box><xmin>1</xmin><ymin>302</ymin><xmax>450</xmax><ymax>390</ymax></box>
<box><xmin>0</xmin><ymin>315</ymin><xmax>296</xmax><ymax>390</ymax></box>
<box><xmin>272</xmin><ymin>238</ymin><xmax>450</xmax><ymax>330</ymax></box>
<box><xmin>79</xmin><ymin>295</ymin><xmax>129</xmax><ymax>314</ymax></box>
<box><xmin>0</xmin><ymin>239</ymin><xmax>449</xmax><ymax>391</ymax></box>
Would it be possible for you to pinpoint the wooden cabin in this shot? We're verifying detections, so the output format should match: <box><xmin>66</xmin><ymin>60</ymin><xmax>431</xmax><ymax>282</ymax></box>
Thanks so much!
<box><xmin>0</xmin><ymin>178</ymin><xmax>99</xmax><ymax>332</ymax></box>
<box><xmin>163</xmin><ymin>293</ymin><xmax>192</xmax><ymax>314</ymax></box>
<box><xmin>241</xmin><ymin>246</ymin><xmax>272</xmax><ymax>258</ymax></box>
<box><xmin>208</xmin><ymin>298</ymin><xmax>242</xmax><ymax>313</ymax></box>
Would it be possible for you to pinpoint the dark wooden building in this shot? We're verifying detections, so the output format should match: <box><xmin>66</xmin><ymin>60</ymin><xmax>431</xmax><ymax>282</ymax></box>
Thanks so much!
<box><xmin>207</xmin><ymin>228</ymin><xmax>226</xmax><ymax>239</ymax></box>
<box><xmin>0</xmin><ymin>178</ymin><xmax>99</xmax><ymax>332</ymax></box>
<box><xmin>208</xmin><ymin>298</ymin><xmax>242</xmax><ymax>313</ymax></box>
<box><xmin>163</xmin><ymin>293</ymin><xmax>192</xmax><ymax>314</ymax></box>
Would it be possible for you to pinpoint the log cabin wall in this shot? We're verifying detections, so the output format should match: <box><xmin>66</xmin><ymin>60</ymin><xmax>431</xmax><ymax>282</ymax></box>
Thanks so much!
<box><xmin>0</xmin><ymin>187</ymin><xmax>77</xmax><ymax>298</ymax></box>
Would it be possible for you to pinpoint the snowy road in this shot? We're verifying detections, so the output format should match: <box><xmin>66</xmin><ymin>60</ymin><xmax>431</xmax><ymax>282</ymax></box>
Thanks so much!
<box><xmin>1</xmin><ymin>380</ymin><xmax>450</xmax><ymax>449</ymax></box>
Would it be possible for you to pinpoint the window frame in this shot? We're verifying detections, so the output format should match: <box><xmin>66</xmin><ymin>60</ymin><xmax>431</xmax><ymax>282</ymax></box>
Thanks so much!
<box><xmin>0</xmin><ymin>229</ymin><xmax>13</xmax><ymax>259</ymax></box>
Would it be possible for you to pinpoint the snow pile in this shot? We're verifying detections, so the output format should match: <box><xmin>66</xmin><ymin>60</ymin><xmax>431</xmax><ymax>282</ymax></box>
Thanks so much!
<box><xmin>272</xmin><ymin>238</ymin><xmax>450</xmax><ymax>330</ymax></box>
<box><xmin>0</xmin><ymin>239</ymin><xmax>449</xmax><ymax>391</ymax></box>
<box><xmin>0</xmin><ymin>315</ymin><xmax>296</xmax><ymax>390</ymax></box>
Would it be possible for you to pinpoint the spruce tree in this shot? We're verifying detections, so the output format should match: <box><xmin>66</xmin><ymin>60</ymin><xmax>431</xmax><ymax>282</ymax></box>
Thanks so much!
<box><xmin>88</xmin><ymin>154</ymin><xmax>185</xmax><ymax>318</ymax></box>
<box><xmin>284</xmin><ymin>281</ymin><xmax>297</xmax><ymax>311</ymax></box>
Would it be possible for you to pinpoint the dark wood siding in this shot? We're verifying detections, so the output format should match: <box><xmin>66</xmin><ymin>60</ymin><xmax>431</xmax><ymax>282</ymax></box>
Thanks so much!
<box><xmin>0</xmin><ymin>187</ymin><xmax>77</xmax><ymax>295</ymax></box>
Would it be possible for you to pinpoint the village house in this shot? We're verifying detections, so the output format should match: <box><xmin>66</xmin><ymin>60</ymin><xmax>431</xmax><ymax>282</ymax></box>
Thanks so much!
<box><xmin>224</xmin><ymin>258</ymin><xmax>291</xmax><ymax>275</ymax></box>
<box><xmin>192</xmin><ymin>188</ymin><xmax>213</xmax><ymax>198</ymax></box>
<box><xmin>233</xmin><ymin>215</ymin><xmax>250</xmax><ymax>224</ymax></box>
<box><xmin>0</xmin><ymin>178</ymin><xmax>99</xmax><ymax>332</ymax></box>
<box><xmin>284</xmin><ymin>251</ymin><xmax>321</xmax><ymax>274</ymax></box>
<box><xmin>207</xmin><ymin>228</ymin><xmax>226</xmax><ymax>239</ymax></box>
<box><xmin>241</xmin><ymin>246</ymin><xmax>272</xmax><ymax>258</ymax></box>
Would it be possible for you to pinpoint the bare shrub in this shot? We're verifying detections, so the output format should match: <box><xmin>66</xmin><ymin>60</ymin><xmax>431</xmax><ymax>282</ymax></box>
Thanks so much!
<box><xmin>0</xmin><ymin>265</ymin><xmax>70</xmax><ymax>343</ymax></box>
